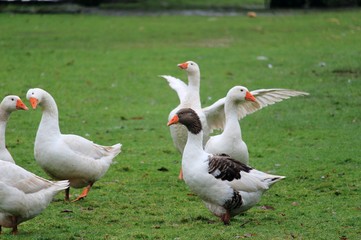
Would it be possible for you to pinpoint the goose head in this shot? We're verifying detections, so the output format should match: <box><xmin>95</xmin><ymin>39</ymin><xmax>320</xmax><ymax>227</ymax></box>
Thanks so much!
<box><xmin>26</xmin><ymin>88</ymin><xmax>46</xmax><ymax>109</ymax></box>
<box><xmin>177</xmin><ymin>61</ymin><xmax>200</xmax><ymax>75</ymax></box>
<box><xmin>1</xmin><ymin>95</ymin><xmax>28</xmax><ymax>112</ymax></box>
<box><xmin>167</xmin><ymin>108</ymin><xmax>202</xmax><ymax>135</ymax></box>
<box><xmin>227</xmin><ymin>86</ymin><xmax>256</xmax><ymax>104</ymax></box>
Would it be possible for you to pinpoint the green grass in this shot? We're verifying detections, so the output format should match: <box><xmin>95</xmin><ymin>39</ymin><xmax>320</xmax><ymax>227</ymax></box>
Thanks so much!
<box><xmin>0</xmin><ymin>9</ymin><xmax>360</xmax><ymax>239</ymax></box>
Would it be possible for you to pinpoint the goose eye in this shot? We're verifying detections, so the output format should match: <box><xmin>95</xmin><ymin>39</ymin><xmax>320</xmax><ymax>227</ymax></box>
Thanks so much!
<box><xmin>240</xmin><ymin>89</ymin><xmax>244</xmax><ymax>92</ymax></box>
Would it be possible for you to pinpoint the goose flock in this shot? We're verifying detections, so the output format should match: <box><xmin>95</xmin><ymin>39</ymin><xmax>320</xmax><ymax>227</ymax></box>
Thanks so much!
<box><xmin>0</xmin><ymin>60</ymin><xmax>308</xmax><ymax>234</ymax></box>
<box><xmin>163</xmin><ymin>61</ymin><xmax>308</xmax><ymax>224</ymax></box>
<box><xmin>0</xmin><ymin>89</ymin><xmax>121</xmax><ymax>234</ymax></box>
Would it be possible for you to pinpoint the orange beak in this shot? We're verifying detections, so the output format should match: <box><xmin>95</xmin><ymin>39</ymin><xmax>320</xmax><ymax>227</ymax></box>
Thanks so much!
<box><xmin>16</xmin><ymin>99</ymin><xmax>28</xmax><ymax>110</ymax></box>
<box><xmin>167</xmin><ymin>115</ymin><xmax>179</xmax><ymax>126</ymax></box>
<box><xmin>245</xmin><ymin>91</ymin><xmax>256</xmax><ymax>102</ymax></box>
<box><xmin>177</xmin><ymin>62</ymin><xmax>188</xmax><ymax>70</ymax></box>
<box><xmin>29</xmin><ymin>97</ymin><xmax>38</xmax><ymax>109</ymax></box>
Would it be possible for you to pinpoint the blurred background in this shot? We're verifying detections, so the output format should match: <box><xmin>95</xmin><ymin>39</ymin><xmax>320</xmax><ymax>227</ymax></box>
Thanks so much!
<box><xmin>0</xmin><ymin>0</ymin><xmax>360</xmax><ymax>14</ymax></box>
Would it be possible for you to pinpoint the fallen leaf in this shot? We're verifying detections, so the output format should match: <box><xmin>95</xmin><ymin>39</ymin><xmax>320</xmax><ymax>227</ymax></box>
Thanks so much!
<box><xmin>247</xmin><ymin>12</ymin><xmax>257</xmax><ymax>18</ymax></box>
<box><xmin>131</xmin><ymin>116</ymin><xmax>144</xmax><ymax>120</ymax></box>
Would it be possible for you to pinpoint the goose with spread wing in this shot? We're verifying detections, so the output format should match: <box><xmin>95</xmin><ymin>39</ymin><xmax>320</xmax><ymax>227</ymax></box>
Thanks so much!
<box><xmin>161</xmin><ymin>60</ymin><xmax>308</xmax><ymax>179</ymax></box>
<box><xmin>204</xmin><ymin>86</ymin><xmax>309</xmax><ymax>165</ymax></box>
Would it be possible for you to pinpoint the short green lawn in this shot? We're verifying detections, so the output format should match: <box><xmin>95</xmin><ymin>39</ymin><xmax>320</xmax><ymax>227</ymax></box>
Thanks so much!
<box><xmin>0</xmin><ymin>9</ymin><xmax>360</xmax><ymax>239</ymax></box>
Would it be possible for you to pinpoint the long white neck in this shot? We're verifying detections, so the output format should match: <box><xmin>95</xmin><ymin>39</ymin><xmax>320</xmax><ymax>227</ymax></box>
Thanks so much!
<box><xmin>0</xmin><ymin>109</ymin><xmax>10</xmax><ymax>150</ymax></box>
<box><xmin>184</xmin><ymin>71</ymin><xmax>201</xmax><ymax>108</ymax></box>
<box><xmin>37</xmin><ymin>92</ymin><xmax>61</xmax><ymax>139</ymax></box>
<box><xmin>182</xmin><ymin>129</ymin><xmax>205</xmax><ymax>165</ymax></box>
<box><xmin>222</xmin><ymin>100</ymin><xmax>242</xmax><ymax>139</ymax></box>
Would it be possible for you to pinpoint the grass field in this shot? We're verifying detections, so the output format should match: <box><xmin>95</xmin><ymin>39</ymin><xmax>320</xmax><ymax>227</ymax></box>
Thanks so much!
<box><xmin>0</xmin><ymin>9</ymin><xmax>360</xmax><ymax>239</ymax></box>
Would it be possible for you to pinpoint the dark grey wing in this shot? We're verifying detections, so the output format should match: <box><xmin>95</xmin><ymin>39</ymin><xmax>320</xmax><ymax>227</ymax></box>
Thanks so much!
<box><xmin>208</xmin><ymin>154</ymin><xmax>253</xmax><ymax>181</ymax></box>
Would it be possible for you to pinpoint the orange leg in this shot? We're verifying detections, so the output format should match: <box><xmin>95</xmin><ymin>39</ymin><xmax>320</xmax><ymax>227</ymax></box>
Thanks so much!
<box><xmin>178</xmin><ymin>168</ymin><xmax>184</xmax><ymax>180</ymax></box>
<box><xmin>11</xmin><ymin>216</ymin><xmax>18</xmax><ymax>235</ymax></box>
<box><xmin>72</xmin><ymin>183</ymin><xmax>94</xmax><ymax>202</ymax></box>
<box><xmin>65</xmin><ymin>187</ymin><xmax>70</xmax><ymax>201</ymax></box>
<box><xmin>221</xmin><ymin>211</ymin><xmax>231</xmax><ymax>225</ymax></box>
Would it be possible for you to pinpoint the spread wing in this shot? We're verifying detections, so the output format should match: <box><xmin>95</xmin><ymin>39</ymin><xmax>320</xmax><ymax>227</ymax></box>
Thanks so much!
<box><xmin>160</xmin><ymin>75</ymin><xmax>188</xmax><ymax>103</ymax></box>
<box><xmin>249</xmin><ymin>88</ymin><xmax>309</xmax><ymax>116</ymax></box>
<box><xmin>203</xmin><ymin>97</ymin><xmax>226</xmax><ymax>131</ymax></box>
<box><xmin>208</xmin><ymin>154</ymin><xmax>252</xmax><ymax>182</ymax></box>
<box><xmin>204</xmin><ymin>88</ymin><xmax>309</xmax><ymax>131</ymax></box>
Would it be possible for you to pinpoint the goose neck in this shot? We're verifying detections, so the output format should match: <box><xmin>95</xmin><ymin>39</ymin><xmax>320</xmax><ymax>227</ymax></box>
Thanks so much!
<box><xmin>38</xmin><ymin>93</ymin><xmax>61</xmax><ymax>136</ymax></box>
<box><xmin>187</xmin><ymin>72</ymin><xmax>200</xmax><ymax>89</ymax></box>
<box><xmin>183</xmin><ymin>130</ymin><xmax>205</xmax><ymax>162</ymax></box>
<box><xmin>0</xmin><ymin>121</ymin><xmax>7</xmax><ymax>149</ymax></box>
<box><xmin>223</xmin><ymin>102</ymin><xmax>242</xmax><ymax>137</ymax></box>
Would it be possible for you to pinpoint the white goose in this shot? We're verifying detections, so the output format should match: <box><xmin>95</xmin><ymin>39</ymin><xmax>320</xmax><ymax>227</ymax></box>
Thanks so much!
<box><xmin>161</xmin><ymin>61</ymin><xmax>209</xmax><ymax>150</ymax></box>
<box><xmin>167</xmin><ymin>108</ymin><xmax>285</xmax><ymax>225</ymax></box>
<box><xmin>26</xmin><ymin>88</ymin><xmax>122</xmax><ymax>202</ymax></box>
<box><xmin>0</xmin><ymin>160</ymin><xmax>69</xmax><ymax>235</ymax></box>
<box><xmin>204</xmin><ymin>86</ymin><xmax>309</xmax><ymax>165</ymax></box>
<box><xmin>161</xmin><ymin>61</ymin><xmax>308</xmax><ymax>179</ymax></box>
<box><xmin>0</xmin><ymin>95</ymin><xmax>28</xmax><ymax>163</ymax></box>
<box><xmin>161</xmin><ymin>61</ymin><xmax>209</xmax><ymax>179</ymax></box>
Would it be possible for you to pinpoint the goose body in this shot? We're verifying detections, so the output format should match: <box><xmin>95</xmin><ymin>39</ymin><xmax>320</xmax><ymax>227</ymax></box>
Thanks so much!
<box><xmin>0</xmin><ymin>96</ymin><xmax>28</xmax><ymax>163</ymax></box>
<box><xmin>205</xmin><ymin>86</ymin><xmax>309</xmax><ymax>164</ymax></box>
<box><xmin>168</xmin><ymin>108</ymin><xmax>285</xmax><ymax>224</ymax></box>
<box><xmin>205</xmin><ymin>86</ymin><xmax>254</xmax><ymax>164</ymax></box>
<box><xmin>0</xmin><ymin>160</ymin><xmax>69</xmax><ymax>234</ymax></box>
<box><xmin>26</xmin><ymin>88</ymin><xmax>122</xmax><ymax>201</ymax></box>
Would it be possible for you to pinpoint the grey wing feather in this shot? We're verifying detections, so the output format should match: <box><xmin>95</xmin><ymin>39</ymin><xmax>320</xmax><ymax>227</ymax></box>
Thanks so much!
<box><xmin>208</xmin><ymin>154</ymin><xmax>252</xmax><ymax>182</ymax></box>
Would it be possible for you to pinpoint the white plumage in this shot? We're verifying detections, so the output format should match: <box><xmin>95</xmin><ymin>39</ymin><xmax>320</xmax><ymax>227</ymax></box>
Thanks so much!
<box><xmin>0</xmin><ymin>160</ymin><xmax>69</xmax><ymax>235</ymax></box>
<box><xmin>168</xmin><ymin>108</ymin><xmax>285</xmax><ymax>224</ymax></box>
<box><xmin>205</xmin><ymin>86</ymin><xmax>309</xmax><ymax>164</ymax></box>
<box><xmin>0</xmin><ymin>95</ymin><xmax>28</xmax><ymax>163</ymax></box>
<box><xmin>26</xmin><ymin>88</ymin><xmax>122</xmax><ymax>201</ymax></box>
<box><xmin>161</xmin><ymin>61</ymin><xmax>308</xmax><ymax>179</ymax></box>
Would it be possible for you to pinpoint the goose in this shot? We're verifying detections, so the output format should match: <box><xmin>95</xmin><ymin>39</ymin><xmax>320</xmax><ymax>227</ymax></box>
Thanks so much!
<box><xmin>161</xmin><ymin>61</ymin><xmax>209</xmax><ymax>179</ymax></box>
<box><xmin>167</xmin><ymin>108</ymin><xmax>285</xmax><ymax>225</ymax></box>
<box><xmin>161</xmin><ymin>61</ymin><xmax>308</xmax><ymax>179</ymax></box>
<box><xmin>161</xmin><ymin>61</ymin><xmax>209</xmax><ymax>151</ymax></box>
<box><xmin>0</xmin><ymin>160</ymin><xmax>69</xmax><ymax>235</ymax></box>
<box><xmin>0</xmin><ymin>95</ymin><xmax>28</xmax><ymax>163</ymax></box>
<box><xmin>26</xmin><ymin>88</ymin><xmax>122</xmax><ymax>202</ymax></box>
<box><xmin>204</xmin><ymin>86</ymin><xmax>309</xmax><ymax>165</ymax></box>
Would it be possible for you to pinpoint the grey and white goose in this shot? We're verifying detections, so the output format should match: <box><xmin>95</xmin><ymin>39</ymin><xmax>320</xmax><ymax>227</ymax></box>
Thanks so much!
<box><xmin>168</xmin><ymin>108</ymin><xmax>285</xmax><ymax>225</ymax></box>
